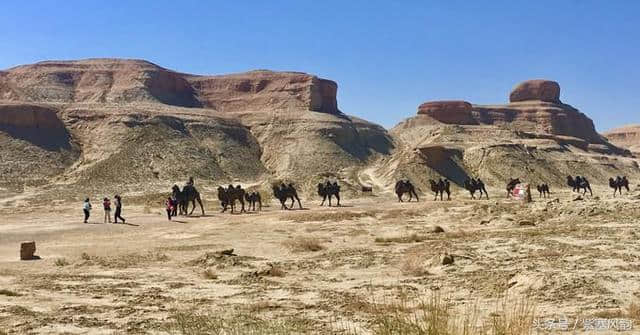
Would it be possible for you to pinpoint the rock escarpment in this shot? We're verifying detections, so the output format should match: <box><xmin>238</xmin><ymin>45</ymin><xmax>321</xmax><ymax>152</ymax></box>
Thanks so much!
<box><xmin>187</xmin><ymin>70</ymin><xmax>339</xmax><ymax>114</ymax></box>
<box><xmin>0</xmin><ymin>59</ymin><xmax>390</xmax><ymax>199</ymax></box>
<box><xmin>386</xmin><ymin>79</ymin><xmax>637</xmax><ymax>190</ymax></box>
<box><xmin>604</xmin><ymin>124</ymin><xmax>640</xmax><ymax>154</ymax></box>
<box><xmin>414</xmin><ymin>80</ymin><xmax>605</xmax><ymax>145</ymax></box>
<box><xmin>509</xmin><ymin>79</ymin><xmax>561</xmax><ymax>103</ymax></box>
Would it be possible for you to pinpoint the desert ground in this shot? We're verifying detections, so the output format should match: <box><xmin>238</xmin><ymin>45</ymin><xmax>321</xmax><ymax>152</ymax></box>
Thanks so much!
<box><xmin>1</xmin><ymin>184</ymin><xmax>640</xmax><ymax>335</ymax></box>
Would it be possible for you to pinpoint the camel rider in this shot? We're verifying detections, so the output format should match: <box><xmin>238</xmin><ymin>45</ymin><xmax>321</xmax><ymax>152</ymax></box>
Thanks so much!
<box><xmin>186</xmin><ymin>177</ymin><xmax>194</xmax><ymax>187</ymax></box>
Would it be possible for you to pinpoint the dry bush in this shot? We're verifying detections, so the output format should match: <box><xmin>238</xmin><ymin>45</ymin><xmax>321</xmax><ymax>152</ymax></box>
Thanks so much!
<box><xmin>0</xmin><ymin>289</ymin><xmax>20</xmax><ymax>297</ymax></box>
<box><xmin>375</xmin><ymin>233</ymin><xmax>427</xmax><ymax>244</ymax></box>
<box><xmin>282</xmin><ymin>237</ymin><xmax>324</xmax><ymax>252</ymax></box>
<box><xmin>628</xmin><ymin>302</ymin><xmax>640</xmax><ymax>320</ymax></box>
<box><xmin>400</xmin><ymin>253</ymin><xmax>430</xmax><ymax>277</ymax></box>
<box><xmin>262</xmin><ymin>264</ymin><xmax>286</xmax><ymax>277</ymax></box>
<box><xmin>486</xmin><ymin>295</ymin><xmax>537</xmax><ymax>335</ymax></box>
<box><xmin>54</xmin><ymin>258</ymin><xmax>70</xmax><ymax>267</ymax></box>
<box><xmin>203</xmin><ymin>269</ymin><xmax>218</xmax><ymax>280</ymax></box>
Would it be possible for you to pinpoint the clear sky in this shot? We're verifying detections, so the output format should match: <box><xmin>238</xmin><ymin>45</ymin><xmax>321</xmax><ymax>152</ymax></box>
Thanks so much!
<box><xmin>1</xmin><ymin>1</ymin><xmax>638</xmax><ymax>131</ymax></box>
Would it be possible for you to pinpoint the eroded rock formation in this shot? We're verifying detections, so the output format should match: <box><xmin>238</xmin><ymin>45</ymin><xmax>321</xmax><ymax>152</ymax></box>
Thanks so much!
<box><xmin>604</xmin><ymin>124</ymin><xmax>640</xmax><ymax>153</ymax></box>
<box><xmin>509</xmin><ymin>79</ymin><xmax>561</xmax><ymax>103</ymax></box>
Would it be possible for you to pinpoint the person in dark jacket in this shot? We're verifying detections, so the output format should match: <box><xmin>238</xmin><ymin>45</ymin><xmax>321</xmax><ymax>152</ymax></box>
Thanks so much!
<box><xmin>113</xmin><ymin>195</ymin><xmax>126</xmax><ymax>224</ymax></box>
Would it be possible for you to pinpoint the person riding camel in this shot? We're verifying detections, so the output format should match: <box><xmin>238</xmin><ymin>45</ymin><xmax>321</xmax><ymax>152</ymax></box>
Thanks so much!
<box><xmin>186</xmin><ymin>177</ymin><xmax>194</xmax><ymax>187</ymax></box>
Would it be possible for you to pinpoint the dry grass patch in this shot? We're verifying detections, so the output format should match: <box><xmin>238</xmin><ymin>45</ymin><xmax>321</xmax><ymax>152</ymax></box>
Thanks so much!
<box><xmin>628</xmin><ymin>302</ymin><xmax>640</xmax><ymax>320</ymax></box>
<box><xmin>202</xmin><ymin>269</ymin><xmax>218</xmax><ymax>280</ymax></box>
<box><xmin>246</xmin><ymin>301</ymin><xmax>282</xmax><ymax>313</ymax></box>
<box><xmin>288</xmin><ymin>210</ymin><xmax>376</xmax><ymax>223</ymax></box>
<box><xmin>400</xmin><ymin>252</ymin><xmax>430</xmax><ymax>277</ymax></box>
<box><xmin>282</xmin><ymin>236</ymin><xmax>325</xmax><ymax>252</ymax></box>
<box><xmin>54</xmin><ymin>257</ymin><xmax>70</xmax><ymax>267</ymax></box>
<box><xmin>344</xmin><ymin>293</ymin><xmax>536</xmax><ymax>335</ymax></box>
<box><xmin>163</xmin><ymin>310</ymin><xmax>314</xmax><ymax>334</ymax></box>
<box><xmin>78</xmin><ymin>251</ymin><xmax>169</xmax><ymax>268</ymax></box>
<box><xmin>375</xmin><ymin>233</ymin><xmax>427</xmax><ymax>244</ymax></box>
<box><xmin>261</xmin><ymin>264</ymin><xmax>286</xmax><ymax>277</ymax></box>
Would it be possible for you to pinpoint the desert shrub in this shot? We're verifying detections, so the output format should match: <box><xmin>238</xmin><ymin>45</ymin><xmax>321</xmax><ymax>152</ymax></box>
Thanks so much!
<box><xmin>375</xmin><ymin>233</ymin><xmax>427</xmax><ymax>244</ymax></box>
<box><xmin>282</xmin><ymin>237</ymin><xmax>324</xmax><ymax>252</ymax></box>
<box><xmin>54</xmin><ymin>258</ymin><xmax>70</xmax><ymax>267</ymax></box>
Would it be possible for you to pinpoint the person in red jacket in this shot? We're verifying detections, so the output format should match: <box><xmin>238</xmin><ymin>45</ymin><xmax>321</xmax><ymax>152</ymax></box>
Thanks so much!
<box><xmin>165</xmin><ymin>197</ymin><xmax>174</xmax><ymax>221</ymax></box>
<box><xmin>103</xmin><ymin>197</ymin><xmax>112</xmax><ymax>223</ymax></box>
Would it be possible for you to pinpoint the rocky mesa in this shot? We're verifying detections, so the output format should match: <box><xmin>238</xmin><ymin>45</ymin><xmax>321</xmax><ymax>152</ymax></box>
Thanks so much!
<box><xmin>413</xmin><ymin>80</ymin><xmax>606</xmax><ymax>145</ymax></box>
<box><xmin>386</xmin><ymin>79</ymin><xmax>638</xmax><ymax>190</ymax></box>
<box><xmin>0</xmin><ymin>59</ymin><xmax>392</xmax><ymax>199</ymax></box>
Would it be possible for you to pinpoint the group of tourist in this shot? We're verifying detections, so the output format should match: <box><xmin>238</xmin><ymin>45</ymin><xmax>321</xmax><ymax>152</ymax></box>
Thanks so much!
<box><xmin>82</xmin><ymin>195</ymin><xmax>126</xmax><ymax>224</ymax></box>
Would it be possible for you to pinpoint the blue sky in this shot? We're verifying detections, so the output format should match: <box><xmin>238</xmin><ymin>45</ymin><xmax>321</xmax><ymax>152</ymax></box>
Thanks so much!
<box><xmin>1</xmin><ymin>1</ymin><xmax>638</xmax><ymax>131</ymax></box>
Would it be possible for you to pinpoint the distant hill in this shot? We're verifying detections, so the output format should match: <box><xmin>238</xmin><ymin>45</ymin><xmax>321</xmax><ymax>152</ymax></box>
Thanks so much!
<box><xmin>0</xmin><ymin>59</ymin><xmax>637</xmax><ymax>204</ymax></box>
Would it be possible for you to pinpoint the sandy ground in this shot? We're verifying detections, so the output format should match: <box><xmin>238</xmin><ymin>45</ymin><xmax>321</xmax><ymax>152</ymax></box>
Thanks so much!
<box><xmin>1</xmin><ymin>186</ymin><xmax>640</xmax><ymax>334</ymax></box>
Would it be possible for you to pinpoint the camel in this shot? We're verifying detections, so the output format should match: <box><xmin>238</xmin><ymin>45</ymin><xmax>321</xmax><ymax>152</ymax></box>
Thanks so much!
<box><xmin>272</xmin><ymin>183</ymin><xmax>303</xmax><ymax>210</ymax></box>
<box><xmin>318</xmin><ymin>181</ymin><xmax>341</xmax><ymax>206</ymax></box>
<box><xmin>609</xmin><ymin>176</ymin><xmax>630</xmax><ymax>197</ymax></box>
<box><xmin>567</xmin><ymin>176</ymin><xmax>593</xmax><ymax>196</ymax></box>
<box><xmin>429</xmin><ymin>179</ymin><xmax>451</xmax><ymax>201</ymax></box>
<box><xmin>536</xmin><ymin>184</ymin><xmax>550</xmax><ymax>198</ymax></box>
<box><xmin>171</xmin><ymin>184</ymin><xmax>204</xmax><ymax>216</ymax></box>
<box><xmin>463</xmin><ymin>178</ymin><xmax>488</xmax><ymax>199</ymax></box>
<box><xmin>395</xmin><ymin>180</ymin><xmax>418</xmax><ymax>202</ymax></box>
<box><xmin>506</xmin><ymin>178</ymin><xmax>521</xmax><ymax>198</ymax></box>
<box><xmin>244</xmin><ymin>192</ymin><xmax>262</xmax><ymax>211</ymax></box>
<box><xmin>217</xmin><ymin>185</ymin><xmax>246</xmax><ymax>213</ymax></box>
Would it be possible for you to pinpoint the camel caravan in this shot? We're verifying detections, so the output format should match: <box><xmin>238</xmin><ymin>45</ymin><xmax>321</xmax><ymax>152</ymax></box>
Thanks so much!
<box><xmin>165</xmin><ymin>173</ymin><xmax>633</xmax><ymax>217</ymax></box>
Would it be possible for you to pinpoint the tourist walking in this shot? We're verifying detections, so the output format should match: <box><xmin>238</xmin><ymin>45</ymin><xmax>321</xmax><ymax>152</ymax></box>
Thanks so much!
<box><xmin>83</xmin><ymin>198</ymin><xmax>92</xmax><ymax>223</ymax></box>
<box><xmin>113</xmin><ymin>195</ymin><xmax>126</xmax><ymax>224</ymax></box>
<box><xmin>165</xmin><ymin>197</ymin><xmax>174</xmax><ymax>221</ymax></box>
<box><xmin>103</xmin><ymin>197</ymin><xmax>112</xmax><ymax>223</ymax></box>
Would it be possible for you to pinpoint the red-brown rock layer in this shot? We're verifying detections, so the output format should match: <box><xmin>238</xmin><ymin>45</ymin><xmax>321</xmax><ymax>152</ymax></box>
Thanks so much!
<box><xmin>186</xmin><ymin>70</ymin><xmax>338</xmax><ymax>114</ymax></box>
<box><xmin>0</xmin><ymin>103</ymin><xmax>64</xmax><ymax>129</ymax></box>
<box><xmin>509</xmin><ymin>79</ymin><xmax>560</xmax><ymax>103</ymax></box>
<box><xmin>417</xmin><ymin>101</ymin><xmax>475</xmax><ymax>124</ymax></box>
<box><xmin>415</xmin><ymin>80</ymin><xmax>603</xmax><ymax>144</ymax></box>
<box><xmin>0</xmin><ymin>59</ymin><xmax>339</xmax><ymax>115</ymax></box>
<box><xmin>603</xmin><ymin>124</ymin><xmax>640</xmax><ymax>153</ymax></box>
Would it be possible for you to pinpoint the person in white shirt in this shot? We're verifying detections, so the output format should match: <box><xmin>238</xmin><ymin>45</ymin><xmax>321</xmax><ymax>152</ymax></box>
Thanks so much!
<box><xmin>83</xmin><ymin>198</ymin><xmax>92</xmax><ymax>224</ymax></box>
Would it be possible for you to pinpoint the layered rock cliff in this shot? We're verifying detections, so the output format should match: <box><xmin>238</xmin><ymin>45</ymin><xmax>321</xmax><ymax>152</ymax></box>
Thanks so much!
<box><xmin>385</xmin><ymin>79</ymin><xmax>637</xmax><ymax>190</ymax></box>
<box><xmin>604</xmin><ymin>124</ymin><xmax>640</xmax><ymax>154</ymax></box>
<box><xmin>412</xmin><ymin>80</ymin><xmax>609</xmax><ymax>145</ymax></box>
<box><xmin>0</xmin><ymin>59</ymin><xmax>390</xmax><ymax>199</ymax></box>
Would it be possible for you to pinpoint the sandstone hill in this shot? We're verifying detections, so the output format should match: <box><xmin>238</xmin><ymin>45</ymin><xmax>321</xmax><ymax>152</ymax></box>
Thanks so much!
<box><xmin>373</xmin><ymin>80</ymin><xmax>639</xmax><ymax>192</ymax></box>
<box><xmin>603</xmin><ymin>124</ymin><xmax>640</xmax><ymax>155</ymax></box>
<box><xmin>0</xmin><ymin>61</ymin><xmax>637</xmax><ymax>204</ymax></box>
<box><xmin>0</xmin><ymin>59</ymin><xmax>391</xmax><ymax>201</ymax></box>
